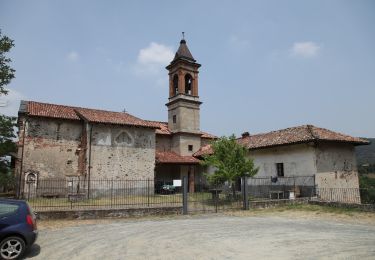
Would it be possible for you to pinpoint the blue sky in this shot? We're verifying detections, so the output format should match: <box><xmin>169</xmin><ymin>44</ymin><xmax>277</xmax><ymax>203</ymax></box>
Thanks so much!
<box><xmin>0</xmin><ymin>0</ymin><xmax>374</xmax><ymax>137</ymax></box>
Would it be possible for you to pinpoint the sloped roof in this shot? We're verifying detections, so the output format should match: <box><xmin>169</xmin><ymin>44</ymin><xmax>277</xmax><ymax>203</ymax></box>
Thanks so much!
<box><xmin>146</xmin><ymin>121</ymin><xmax>172</xmax><ymax>135</ymax></box>
<box><xmin>173</xmin><ymin>39</ymin><xmax>195</xmax><ymax>62</ymax></box>
<box><xmin>156</xmin><ymin>150</ymin><xmax>200</xmax><ymax>164</ymax></box>
<box><xmin>146</xmin><ymin>121</ymin><xmax>217</xmax><ymax>139</ymax></box>
<box><xmin>25</xmin><ymin>100</ymin><xmax>81</xmax><ymax>120</ymax></box>
<box><xmin>201</xmin><ymin>131</ymin><xmax>217</xmax><ymax>139</ymax></box>
<box><xmin>243</xmin><ymin>125</ymin><xmax>369</xmax><ymax>149</ymax></box>
<box><xmin>193</xmin><ymin>144</ymin><xmax>213</xmax><ymax>157</ymax></box>
<box><xmin>20</xmin><ymin>101</ymin><xmax>157</xmax><ymax>128</ymax></box>
<box><xmin>193</xmin><ymin>125</ymin><xmax>369</xmax><ymax>157</ymax></box>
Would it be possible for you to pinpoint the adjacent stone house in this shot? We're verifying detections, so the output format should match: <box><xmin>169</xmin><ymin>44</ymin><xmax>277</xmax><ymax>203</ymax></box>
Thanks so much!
<box><xmin>194</xmin><ymin>125</ymin><xmax>369</xmax><ymax>202</ymax></box>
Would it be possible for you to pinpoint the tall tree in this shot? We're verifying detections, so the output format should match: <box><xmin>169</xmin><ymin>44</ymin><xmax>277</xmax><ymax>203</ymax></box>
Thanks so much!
<box><xmin>0</xmin><ymin>30</ymin><xmax>15</xmax><ymax>95</ymax></box>
<box><xmin>0</xmin><ymin>30</ymin><xmax>17</xmax><ymax>190</ymax></box>
<box><xmin>202</xmin><ymin>135</ymin><xmax>258</xmax><ymax>196</ymax></box>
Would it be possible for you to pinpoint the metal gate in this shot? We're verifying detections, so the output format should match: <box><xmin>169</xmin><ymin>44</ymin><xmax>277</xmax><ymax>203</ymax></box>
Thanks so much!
<box><xmin>182</xmin><ymin>176</ymin><xmax>246</xmax><ymax>214</ymax></box>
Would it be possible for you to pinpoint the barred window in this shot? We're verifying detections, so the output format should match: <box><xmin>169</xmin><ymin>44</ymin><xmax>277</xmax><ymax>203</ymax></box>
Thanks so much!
<box><xmin>276</xmin><ymin>163</ymin><xmax>284</xmax><ymax>177</ymax></box>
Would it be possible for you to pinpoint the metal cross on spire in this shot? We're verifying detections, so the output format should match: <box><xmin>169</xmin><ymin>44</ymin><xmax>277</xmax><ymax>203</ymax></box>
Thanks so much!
<box><xmin>182</xmin><ymin>32</ymin><xmax>185</xmax><ymax>40</ymax></box>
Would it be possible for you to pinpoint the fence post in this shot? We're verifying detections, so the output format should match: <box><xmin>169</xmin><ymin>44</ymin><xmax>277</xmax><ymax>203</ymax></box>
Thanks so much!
<box><xmin>111</xmin><ymin>179</ymin><xmax>114</xmax><ymax>208</ymax></box>
<box><xmin>243</xmin><ymin>177</ymin><xmax>249</xmax><ymax>210</ymax></box>
<box><xmin>215</xmin><ymin>185</ymin><xmax>218</xmax><ymax>213</ymax></box>
<box><xmin>147</xmin><ymin>179</ymin><xmax>150</xmax><ymax>207</ymax></box>
<box><xmin>27</xmin><ymin>182</ymin><xmax>31</xmax><ymax>201</ymax></box>
<box><xmin>182</xmin><ymin>176</ymin><xmax>188</xmax><ymax>215</ymax></box>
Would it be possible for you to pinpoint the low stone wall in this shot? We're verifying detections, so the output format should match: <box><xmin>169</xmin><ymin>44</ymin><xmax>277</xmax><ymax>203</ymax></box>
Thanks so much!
<box><xmin>249</xmin><ymin>198</ymin><xmax>309</xmax><ymax>209</ymax></box>
<box><xmin>36</xmin><ymin>207</ymin><xmax>182</xmax><ymax>220</ymax></box>
<box><xmin>308</xmin><ymin>200</ymin><xmax>375</xmax><ymax>212</ymax></box>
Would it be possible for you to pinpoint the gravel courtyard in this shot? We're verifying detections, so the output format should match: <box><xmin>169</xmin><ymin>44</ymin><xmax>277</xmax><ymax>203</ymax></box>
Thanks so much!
<box><xmin>26</xmin><ymin>213</ymin><xmax>375</xmax><ymax>260</ymax></box>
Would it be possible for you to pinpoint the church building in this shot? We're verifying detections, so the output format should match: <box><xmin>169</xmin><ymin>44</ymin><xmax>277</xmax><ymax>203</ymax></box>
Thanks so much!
<box><xmin>15</xmin><ymin>37</ymin><xmax>368</xmax><ymax>198</ymax></box>
<box><xmin>15</xmin><ymin>37</ymin><xmax>215</xmax><ymax>194</ymax></box>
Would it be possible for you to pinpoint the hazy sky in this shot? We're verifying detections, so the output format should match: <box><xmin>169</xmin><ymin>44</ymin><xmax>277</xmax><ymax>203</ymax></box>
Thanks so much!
<box><xmin>0</xmin><ymin>0</ymin><xmax>374</xmax><ymax>137</ymax></box>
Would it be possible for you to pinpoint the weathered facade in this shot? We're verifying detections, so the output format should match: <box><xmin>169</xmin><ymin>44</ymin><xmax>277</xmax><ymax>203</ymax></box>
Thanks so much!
<box><xmin>15</xmin><ymin>38</ymin><xmax>216</xmax><ymax>196</ymax></box>
<box><xmin>195</xmin><ymin>125</ymin><xmax>369</xmax><ymax>202</ymax></box>
<box><xmin>15</xmin><ymin>37</ymin><xmax>369</xmax><ymax>201</ymax></box>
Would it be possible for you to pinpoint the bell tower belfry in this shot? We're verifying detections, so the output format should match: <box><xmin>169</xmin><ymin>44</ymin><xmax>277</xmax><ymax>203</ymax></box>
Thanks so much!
<box><xmin>166</xmin><ymin>36</ymin><xmax>202</xmax><ymax>134</ymax></box>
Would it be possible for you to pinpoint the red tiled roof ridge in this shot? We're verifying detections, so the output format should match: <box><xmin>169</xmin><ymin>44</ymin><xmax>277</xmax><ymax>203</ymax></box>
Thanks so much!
<box><xmin>194</xmin><ymin>124</ymin><xmax>369</xmax><ymax>157</ymax></box>
<box><xmin>237</xmin><ymin>124</ymin><xmax>314</xmax><ymax>139</ymax></box>
<box><xmin>145</xmin><ymin>120</ymin><xmax>168</xmax><ymax>124</ymax></box>
<box><xmin>23</xmin><ymin>100</ymin><xmax>157</xmax><ymax>128</ymax></box>
<box><xmin>27</xmin><ymin>100</ymin><xmax>141</xmax><ymax>117</ymax></box>
<box><xmin>240</xmin><ymin>124</ymin><xmax>368</xmax><ymax>149</ymax></box>
<box><xmin>155</xmin><ymin>150</ymin><xmax>200</xmax><ymax>164</ymax></box>
<box><xmin>26</xmin><ymin>100</ymin><xmax>99</xmax><ymax>113</ymax></box>
<box><xmin>145</xmin><ymin>119</ymin><xmax>217</xmax><ymax>138</ymax></box>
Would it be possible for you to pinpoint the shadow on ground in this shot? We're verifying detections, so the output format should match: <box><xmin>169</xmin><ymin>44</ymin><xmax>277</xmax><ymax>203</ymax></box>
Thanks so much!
<box><xmin>24</xmin><ymin>244</ymin><xmax>41</xmax><ymax>259</ymax></box>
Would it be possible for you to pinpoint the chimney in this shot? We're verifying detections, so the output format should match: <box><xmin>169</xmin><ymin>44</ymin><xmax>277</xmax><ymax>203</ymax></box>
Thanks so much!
<box><xmin>241</xmin><ymin>132</ymin><xmax>250</xmax><ymax>138</ymax></box>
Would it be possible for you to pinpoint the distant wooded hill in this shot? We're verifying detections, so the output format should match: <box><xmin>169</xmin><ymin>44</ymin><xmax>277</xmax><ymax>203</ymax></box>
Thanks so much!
<box><xmin>355</xmin><ymin>138</ymin><xmax>375</xmax><ymax>165</ymax></box>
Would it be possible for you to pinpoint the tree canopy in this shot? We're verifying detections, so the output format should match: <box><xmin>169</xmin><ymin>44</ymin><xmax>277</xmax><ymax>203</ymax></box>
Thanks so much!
<box><xmin>0</xmin><ymin>29</ymin><xmax>17</xmax><ymax>190</ymax></box>
<box><xmin>0</xmin><ymin>30</ymin><xmax>15</xmax><ymax>95</ymax></box>
<box><xmin>202</xmin><ymin>135</ymin><xmax>258</xmax><ymax>186</ymax></box>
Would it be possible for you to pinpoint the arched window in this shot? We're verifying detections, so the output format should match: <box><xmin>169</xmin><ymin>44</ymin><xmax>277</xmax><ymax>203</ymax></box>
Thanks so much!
<box><xmin>185</xmin><ymin>74</ymin><xmax>193</xmax><ymax>95</ymax></box>
<box><xmin>115</xmin><ymin>131</ymin><xmax>134</xmax><ymax>146</ymax></box>
<box><xmin>25</xmin><ymin>172</ymin><xmax>38</xmax><ymax>184</ymax></box>
<box><xmin>173</xmin><ymin>74</ymin><xmax>179</xmax><ymax>96</ymax></box>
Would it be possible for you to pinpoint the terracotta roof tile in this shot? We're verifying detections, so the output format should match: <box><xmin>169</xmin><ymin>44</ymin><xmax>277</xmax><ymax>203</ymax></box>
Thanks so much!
<box><xmin>146</xmin><ymin>121</ymin><xmax>217</xmax><ymax>138</ymax></box>
<box><xmin>156</xmin><ymin>150</ymin><xmax>200</xmax><ymax>164</ymax></box>
<box><xmin>244</xmin><ymin>125</ymin><xmax>369</xmax><ymax>149</ymax></box>
<box><xmin>25</xmin><ymin>101</ymin><xmax>81</xmax><ymax>120</ymax></box>
<box><xmin>21</xmin><ymin>101</ymin><xmax>157</xmax><ymax>128</ymax></box>
<box><xmin>146</xmin><ymin>121</ymin><xmax>172</xmax><ymax>135</ymax></box>
<box><xmin>75</xmin><ymin>108</ymin><xmax>157</xmax><ymax>128</ymax></box>
<box><xmin>201</xmin><ymin>131</ymin><xmax>217</xmax><ymax>139</ymax></box>
<box><xmin>193</xmin><ymin>144</ymin><xmax>213</xmax><ymax>157</ymax></box>
<box><xmin>193</xmin><ymin>125</ymin><xmax>369</xmax><ymax>157</ymax></box>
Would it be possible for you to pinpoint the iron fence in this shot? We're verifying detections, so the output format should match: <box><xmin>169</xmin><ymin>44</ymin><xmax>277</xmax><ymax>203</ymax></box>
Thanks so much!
<box><xmin>188</xmin><ymin>182</ymin><xmax>243</xmax><ymax>213</ymax></box>
<box><xmin>23</xmin><ymin>179</ymin><xmax>183</xmax><ymax>211</ymax></box>
<box><xmin>246</xmin><ymin>176</ymin><xmax>315</xmax><ymax>200</ymax></box>
<box><xmin>21</xmin><ymin>177</ymin><xmax>375</xmax><ymax>213</ymax></box>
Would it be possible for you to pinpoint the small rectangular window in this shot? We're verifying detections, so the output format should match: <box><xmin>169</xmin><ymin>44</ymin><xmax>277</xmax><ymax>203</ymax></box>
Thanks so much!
<box><xmin>276</xmin><ymin>163</ymin><xmax>284</xmax><ymax>177</ymax></box>
<box><xmin>173</xmin><ymin>115</ymin><xmax>177</xmax><ymax>124</ymax></box>
<box><xmin>188</xmin><ymin>145</ymin><xmax>193</xmax><ymax>152</ymax></box>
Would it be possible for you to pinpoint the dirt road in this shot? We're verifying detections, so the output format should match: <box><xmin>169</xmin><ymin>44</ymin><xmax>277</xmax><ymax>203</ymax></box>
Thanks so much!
<box><xmin>26</xmin><ymin>214</ymin><xmax>375</xmax><ymax>259</ymax></box>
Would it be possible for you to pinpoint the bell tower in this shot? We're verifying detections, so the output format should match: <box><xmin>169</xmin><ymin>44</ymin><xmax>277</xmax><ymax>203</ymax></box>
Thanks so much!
<box><xmin>166</xmin><ymin>36</ymin><xmax>202</xmax><ymax>134</ymax></box>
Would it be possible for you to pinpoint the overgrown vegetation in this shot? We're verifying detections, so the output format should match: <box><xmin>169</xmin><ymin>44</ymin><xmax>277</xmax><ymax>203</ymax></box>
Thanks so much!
<box><xmin>355</xmin><ymin>137</ymin><xmax>375</xmax><ymax>166</ymax></box>
<box><xmin>359</xmin><ymin>175</ymin><xmax>375</xmax><ymax>204</ymax></box>
<box><xmin>358</xmin><ymin>163</ymin><xmax>375</xmax><ymax>175</ymax></box>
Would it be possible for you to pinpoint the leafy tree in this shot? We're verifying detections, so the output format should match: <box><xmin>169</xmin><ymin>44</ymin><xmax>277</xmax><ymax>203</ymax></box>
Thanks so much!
<box><xmin>0</xmin><ymin>30</ymin><xmax>15</xmax><ymax>95</ymax></box>
<box><xmin>202</xmin><ymin>135</ymin><xmax>258</xmax><ymax>196</ymax></box>
<box><xmin>0</xmin><ymin>30</ymin><xmax>16</xmax><ymax>191</ymax></box>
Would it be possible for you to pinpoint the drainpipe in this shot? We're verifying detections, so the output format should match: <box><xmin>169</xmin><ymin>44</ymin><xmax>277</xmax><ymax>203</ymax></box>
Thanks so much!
<box><xmin>87</xmin><ymin>124</ymin><xmax>93</xmax><ymax>199</ymax></box>
<box><xmin>18</xmin><ymin>115</ymin><xmax>29</xmax><ymax>198</ymax></box>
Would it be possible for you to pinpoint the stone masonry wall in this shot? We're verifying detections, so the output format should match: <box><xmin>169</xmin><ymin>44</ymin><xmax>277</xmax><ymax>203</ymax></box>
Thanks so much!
<box><xmin>315</xmin><ymin>142</ymin><xmax>359</xmax><ymax>189</ymax></box>
<box><xmin>21</xmin><ymin>117</ymin><xmax>83</xmax><ymax>179</ymax></box>
<box><xmin>89</xmin><ymin>124</ymin><xmax>155</xmax><ymax>180</ymax></box>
